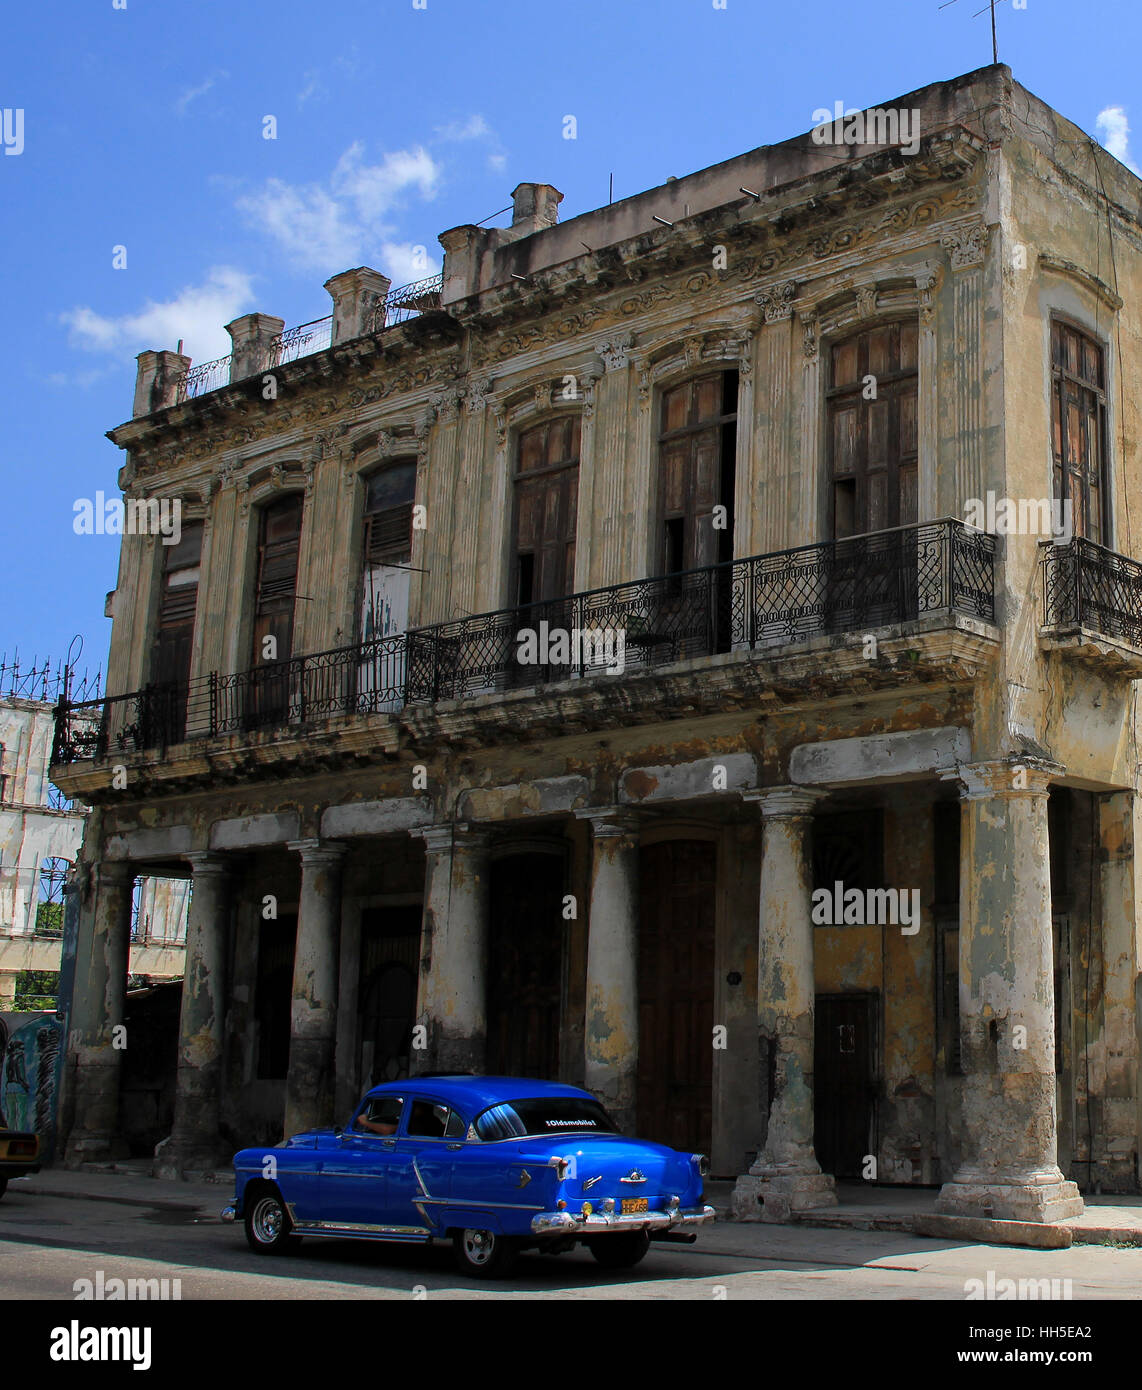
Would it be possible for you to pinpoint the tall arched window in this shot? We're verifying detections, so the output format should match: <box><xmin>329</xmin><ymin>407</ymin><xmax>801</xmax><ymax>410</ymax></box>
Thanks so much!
<box><xmin>511</xmin><ymin>417</ymin><xmax>580</xmax><ymax>607</ymax></box>
<box><xmin>827</xmin><ymin>322</ymin><xmax>917</xmax><ymax>538</ymax></box>
<box><xmin>657</xmin><ymin>371</ymin><xmax>737</xmax><ymax>574</ymax></box>
<box><xmin>1051</xmin><ymin>320</ymin><xmax>1108</xmax><ymax>544</ymax></box>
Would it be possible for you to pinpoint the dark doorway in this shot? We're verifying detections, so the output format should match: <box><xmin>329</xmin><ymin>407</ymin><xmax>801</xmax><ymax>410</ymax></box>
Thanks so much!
<box><xmin>255</xmin><ymin>913</ymin><xmax>297</xmax><ymax>1081</ymax></box>
<box><xmin>637</xmin><ymin>840</ymin><xmax>715</xmax><ymax>1153</ymax></box>
<box><xmin>359</xmin><ymin>906</ymin><xmax>420</xmax><ymax>1087</ymax></box>
<box><xmin>814</xmin><ymin>993</ymin><xmax>877</xmax><ymax>1179</ymax></box>
<box><xmin>486</xmin><ymin>852</ymin><xmax>565</xmax><ymax>1078</ymax></box>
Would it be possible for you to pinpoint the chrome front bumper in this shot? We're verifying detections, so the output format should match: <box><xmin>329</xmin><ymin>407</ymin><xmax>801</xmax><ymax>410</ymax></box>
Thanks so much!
<box><xmin>532</xmin><ymin>1202</ymin><xmax>715</xmax><ymax>1236</ymax></box>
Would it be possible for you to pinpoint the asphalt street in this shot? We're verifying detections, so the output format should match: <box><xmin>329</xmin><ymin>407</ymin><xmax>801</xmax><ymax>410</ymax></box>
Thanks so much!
<box><xmin>2</xmin><ymin>1180</ymin><xmax>1141</xmax><ymax>1301</ymax></box>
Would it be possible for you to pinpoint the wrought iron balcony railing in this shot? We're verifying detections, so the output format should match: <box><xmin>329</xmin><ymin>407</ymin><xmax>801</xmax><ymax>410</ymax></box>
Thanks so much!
<box><xmin>1041</xmin><ymin>536</ymin><xmax>1142</xmax><ymax>648</ymax></box>
<box><xmin>269</xmin><ymin>315</ymin><xmax>334</xmax><ymax>367</ymax></box>
<box><xmin>52</xmin><ymin>519</ymin><xmax>994</xmax><ymax>766</ymax></box>
<box><xmin>175</xmin><ymin>353</ymin><xmax>233</xmax><ymax>403</ymax></box>
<box><xmin>368</xmin><ymin>273</ymin><xmax>444</xmax><ymax>332</ymax></box>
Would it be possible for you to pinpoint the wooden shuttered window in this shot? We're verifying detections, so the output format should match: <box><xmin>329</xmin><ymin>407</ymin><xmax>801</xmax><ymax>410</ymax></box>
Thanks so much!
<box><xmin>657</xmin><ymin>371</ymin><xmax>737</xmax><ymax>573</ymax></box>
<box><xmin>512</xmin><ymin>417</ymin><xmax>580</xmax><ymax>606</ymax></box>
<box><xmin>363</xmin><ymin>461</ymin><xmax>416</xmax><ymax>567</ymax></box>
<box><xmin>1051</xmin><ymin>320</ymin><xmax>1108</xmax><ymax>545</ymax></box>
<box><xmin>252</xmin><ymin>494</ymin><xmax>303</xmax><ymax>665</ymax></box>
<box><xmin>827</xmin><ymin>322</ymin><xmax>918</xmax><ymax>539</ymax></box>
<box><xmin>151</xmin><ymin>520</ymin><xmax>202</xmax><ymax>689</ymax></box>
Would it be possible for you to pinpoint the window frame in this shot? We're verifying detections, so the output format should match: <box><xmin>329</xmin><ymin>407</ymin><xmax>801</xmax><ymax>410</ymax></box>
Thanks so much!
<box><xmin>1049</xmin><ymin>314</ymin><xmax>1110</xmax><ymax>547</ymax></box>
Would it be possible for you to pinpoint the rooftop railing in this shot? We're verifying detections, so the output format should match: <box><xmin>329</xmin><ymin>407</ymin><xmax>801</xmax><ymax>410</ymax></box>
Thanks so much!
<box><xmin>52</xmin><ymin>519</ymin><xmax>995</xmax><ymax>766</ymax></box>
<box><xmin>175</xmin><ymin>353</ymin><xmax>233</xmax><ymax>403</ymax></box>
<box><xmin>369</xmin><ymin>273</ymin><xmax>444</xmax><ymax>332</ymax></box>
<box><xmin>269</xmin><ymin>315</ymin><xmax>334</xmax><ymax>367</ymax></box>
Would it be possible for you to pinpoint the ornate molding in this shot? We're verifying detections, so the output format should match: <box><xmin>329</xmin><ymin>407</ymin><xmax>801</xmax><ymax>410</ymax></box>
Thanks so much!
<box><xmin>801</xmin><ymin>311</ymin><xmax>819</xmax><ymax>362</ymax></box>
<box><xmin>941</xmin><ymin>220</ymin><xmax>991</xmax><ymax>271</ymax></box>
<box><xmin>755</xmin><ymin>280</ymin><xmax>797</xmax><ymax>323</ymax></box>
<box><xmin>596</xmin><ymin>332</ymin><xmax>635</xmax><ymax>371</ymax></box>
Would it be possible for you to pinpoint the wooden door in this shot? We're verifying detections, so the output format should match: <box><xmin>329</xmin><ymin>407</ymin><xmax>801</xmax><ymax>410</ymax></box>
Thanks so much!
<box><xmin>637</xmin><ymin>840</ymin><xmax>715</xmax><ymax>1151</ymax></box>
<box><xmin>486</xmin><ymin>853</ymin><xmax>564</xmax><ymax>1079</ymax></box>
<box><xmin>150</xmin><ymin>521</ymin><xmax>202</xmax><ymax>743</ymax></box>
<box><xmin>813</xmin><ymin>994</ymin><xmax>876</xmax><ymax>1179</ymax></box>
<box><xmin>512</xmin><ymin>419</ymin><xmax>579</xmax><ymax>607</ymax></box>
<box><xmin>249</xmin><ymin>494</ymin><xmax>303</xmax><ymax>726</ymax></box>
<box><xmin>358</xmin><ymin>906</ymin><xmax>420</xmax><ymax>1087</ymax></box>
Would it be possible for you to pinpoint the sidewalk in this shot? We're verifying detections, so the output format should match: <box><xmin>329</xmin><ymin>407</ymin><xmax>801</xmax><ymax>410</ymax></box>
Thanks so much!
<box><xmin>12</xmin><ymin>1166</ymin><xmax>1142</xmax><ymax>1250</ymax></box>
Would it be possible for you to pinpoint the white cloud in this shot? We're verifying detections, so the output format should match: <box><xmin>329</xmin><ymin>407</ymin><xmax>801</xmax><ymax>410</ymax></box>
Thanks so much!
<box><xmin>236</xmin><ymin>144</ymin><xmax>441</xmax><ymax>275</ymax></box>
<box><xmin>176</xmin><ymin>70</ymin><xmax>228</xmax><ymax>116</ymax></box>
<box><xmin>1096</xmin><ymin>106</ymin><xmax>1141</xmax><ymax>176</ymax></box>
<box><xmin>61</xmin><ymin>266</ymin><xmax>254</xmax><ymax>363</ymax></box>
<box><xmin>435</xmin><ymin>114</ymin><xmax>491</xmax><ymax>142</ymax></box>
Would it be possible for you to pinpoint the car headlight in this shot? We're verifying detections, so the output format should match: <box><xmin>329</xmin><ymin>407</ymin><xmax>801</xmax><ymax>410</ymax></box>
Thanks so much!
<box><xmin>692</xmin><ymin>1153</ymin><xmax>710</xmax><ymax>1178</ymax></box>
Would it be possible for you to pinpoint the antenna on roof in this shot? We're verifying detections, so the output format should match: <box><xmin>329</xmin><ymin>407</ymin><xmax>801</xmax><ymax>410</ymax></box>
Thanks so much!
<box><xmin>939</xmin><ymin>0</ymin><xmax>1002</xmax><ymax>64</ymax></box>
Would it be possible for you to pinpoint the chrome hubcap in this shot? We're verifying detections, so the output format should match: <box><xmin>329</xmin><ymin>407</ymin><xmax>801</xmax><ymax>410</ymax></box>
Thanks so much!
<box><xmin>252</xmin><ymin>1197</ymin><xmax>284</xmax><ymax>1243</ymax></box>
<box><xmin>462</xmin><ymin>1229</ymin><xmax>494</xmax><ymax>1265</ymax></box>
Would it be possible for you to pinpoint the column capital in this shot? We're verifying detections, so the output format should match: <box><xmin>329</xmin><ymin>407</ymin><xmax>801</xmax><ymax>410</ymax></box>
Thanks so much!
<box><xmin>575</xmin><ymin>807</ymin><xmax>641</xmax><ymax>840</ymax></box>
<box><xmin>939</xmin><ymin>757</ymin><xmax>1064</xmax><ymax>801</ymax></box>
<box><xmin>287</xmin><ymin>838</ymin><xmax>347</xmax><ymax>868</ymax></box>
<box><xmin>415</xmin><ymin>824</ymin><xmax>491</xmax><ymax>855</ymax></box>
<box><xmin>743</xmin><ymin>785</ymin><xmax>828</xmax><ymax>819</ymax></box>
<box><xmin>184</xmin><ymin>851</ymin><xmax>230</xmax><ymax>878</ymax></box>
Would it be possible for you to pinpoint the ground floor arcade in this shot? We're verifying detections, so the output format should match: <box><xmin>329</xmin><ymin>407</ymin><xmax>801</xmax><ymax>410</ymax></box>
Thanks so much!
<box><xmin>57</xmin><ymin>730</ymin><xmax>1142</xmax><ymax>1225</ymax></box>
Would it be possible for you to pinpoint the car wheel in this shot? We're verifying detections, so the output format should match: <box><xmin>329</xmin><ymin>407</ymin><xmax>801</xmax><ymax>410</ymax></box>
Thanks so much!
<box><xmin>0</xmin><ymin>1177</ymin><xmax>7</xmax><ymax>1202</ymax></box>
<box><xmin>244</xmin><ymin>1187</ymin><xmax>299</xmax><ymax>1255</ymax></box>
<box><xmin>587</xmin><ymin>1229</ymin><xmax>651</xmax><ymax>1269</ymax></box>
<box><xmin>453</xmin><ymin>1227</ymin><xmax>518</xmax><ymax>1279</ymax></box>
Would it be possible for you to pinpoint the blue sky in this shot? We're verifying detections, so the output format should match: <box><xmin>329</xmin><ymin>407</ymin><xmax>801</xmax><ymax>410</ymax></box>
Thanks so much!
<box><xmin>1</xmin><ymin>0</ymin><xmax>1138</xmax><ymax>692</ymax></box>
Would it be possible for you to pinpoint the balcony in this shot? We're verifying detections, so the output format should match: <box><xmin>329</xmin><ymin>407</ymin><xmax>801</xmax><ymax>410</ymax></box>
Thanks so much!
<box><xmin>52</xmin><ymin>519</ymin><xmax>997</xmax><ymax>781</ymax></box>
<box><xmin>1040</xmin><ymin>537</ymin><xmax>1142</xmax><ymax>677</ymax></box>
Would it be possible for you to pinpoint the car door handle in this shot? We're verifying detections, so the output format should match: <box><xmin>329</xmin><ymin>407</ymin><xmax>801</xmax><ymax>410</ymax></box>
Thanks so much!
<box><xmin>446</xmin><ymin>1143</ymin><xmax>463</xmax><ymax>1151</ymax></box>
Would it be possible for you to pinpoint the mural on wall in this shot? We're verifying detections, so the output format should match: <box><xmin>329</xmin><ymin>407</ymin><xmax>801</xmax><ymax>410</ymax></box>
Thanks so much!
<box><xmin>0</xmin><ymin>1013</ymin><xmax>64</xmax><ymax>1158</ymax></box>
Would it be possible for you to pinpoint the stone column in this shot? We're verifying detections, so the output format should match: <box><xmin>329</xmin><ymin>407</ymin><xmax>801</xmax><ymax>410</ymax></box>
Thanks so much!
<box><xmin>1098</xmin><ymin>790</ymin><xmax>1142</xmax><ymax>1191</ymax></box>
<box><xmin>154</xmin><ymin>854</ymin><xmax>231</xmax><ymax>1178</ymax></box>
<box><xmin>414</xmin><ymin>826</ymin><xmax>491</xmax><ymax>1073</ymax></box>
<box><xmin>935</xmin><ymin>759</ymin><xmax>1084</xmax><ymax>1222</ymax></box>
<box><xmin>283</xmin><ymin>840</ymin><xmax>347</xmax><ymax>1139</ymax></box>
<box><xmin>577</xmin><ymin>810</ymin><xmax>640</xmax><ymax>1133</ymax></box>
<box><xmin>64</xmin><ymin>861</ymin><xmax>134</xmax><ymax>1164</ymax></box>
<box><xmin>733</xmin><ymin>786</ymin><xmax>836</xmax><ymax>1220</ymax></box>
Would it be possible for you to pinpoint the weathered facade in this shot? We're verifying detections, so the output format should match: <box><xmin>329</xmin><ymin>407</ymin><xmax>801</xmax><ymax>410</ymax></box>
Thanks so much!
<box><xmin>51</xmin><ymin>65</ymin><xmax>1142</xmax><ymax>1221</ymax></box>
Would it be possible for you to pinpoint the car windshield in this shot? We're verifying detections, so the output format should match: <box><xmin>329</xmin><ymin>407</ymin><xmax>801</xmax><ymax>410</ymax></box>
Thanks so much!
<box><xmin>473</xmin><ymin>1097</ymin><xmax>620</xmax><ymax>1141</ymax></box>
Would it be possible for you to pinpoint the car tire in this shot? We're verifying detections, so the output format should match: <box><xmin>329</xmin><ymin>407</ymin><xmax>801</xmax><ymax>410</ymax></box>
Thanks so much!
<box><xmin>453</xmin><ymin>1227</ymin><xmax>518</xmax><ymax>1279</ymax></box>
<box><xmin>587</xmin><ymin>1229</ymin><xmax>651</xmax><ymax>1269</ymax></box>
<box><xmin>244</xmin><ymin>1187</ymin><xmax>299</xmax><ymax>1256</ymax></box>
<box><xmin>0</xmin><ymin>1177</ymin><xmax>7</xmax><ymax>1202</ymax></box>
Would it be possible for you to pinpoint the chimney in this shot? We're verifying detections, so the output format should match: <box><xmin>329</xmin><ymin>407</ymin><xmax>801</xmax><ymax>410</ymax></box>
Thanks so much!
<box><xmin>324</xmin><ymin>267</ymin><xmax>392</xmax><ymax>343</ymax></box>
<box><xmin>225</xmin><ymin>313</ymin><xmax>285</xmax><ymax>382</ymax></box>
<box><xmin>132</xmin><ymin>349</ymin><xmax>191</xmax><ymax>418</ymax></box>
<box><xmin>510</xmin><ymin>183</ymin><xmax>563</xmax><ymax>236</ymax></box>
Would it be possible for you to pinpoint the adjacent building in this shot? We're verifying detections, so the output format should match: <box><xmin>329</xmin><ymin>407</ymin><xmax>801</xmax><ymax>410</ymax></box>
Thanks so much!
<box><xmin>50</xmin><ymin>65</ymin><xmax>1142</xmax><ymax>1222</ymax></box>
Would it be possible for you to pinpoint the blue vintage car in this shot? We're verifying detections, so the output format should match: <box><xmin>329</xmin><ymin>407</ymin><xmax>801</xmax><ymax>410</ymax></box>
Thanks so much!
<box><xmin>222</xmin><ymin>1076</ymin><xmax>714</xmax><ymax>1277</ymax></box>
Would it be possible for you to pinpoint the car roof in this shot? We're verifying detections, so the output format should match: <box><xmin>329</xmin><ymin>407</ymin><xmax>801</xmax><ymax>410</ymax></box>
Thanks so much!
<box><xmin>361</xmin><ymin>1075</ymin><xmax>595</xmax><ymax>1113</ymax></box>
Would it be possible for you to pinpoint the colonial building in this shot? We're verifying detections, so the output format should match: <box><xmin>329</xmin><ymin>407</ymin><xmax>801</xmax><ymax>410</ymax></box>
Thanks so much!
<box><xmin>51</xmin><ymin>64</ymin><xmax>1142</xmax><ymax>1222</ymax></box>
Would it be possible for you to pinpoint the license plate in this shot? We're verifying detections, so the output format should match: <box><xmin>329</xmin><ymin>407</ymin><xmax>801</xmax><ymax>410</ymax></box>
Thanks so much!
<box><xmin>621</xmin><ymin>1198</ymin><xmax>649</xmax><ymax>1214</ymax></box>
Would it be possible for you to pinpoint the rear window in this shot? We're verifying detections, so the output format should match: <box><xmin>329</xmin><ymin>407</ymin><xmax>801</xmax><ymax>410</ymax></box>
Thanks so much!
<box><xmin>473</xmin><ymin>1098</ymin><xmax>619</xmax><ymax>1141</ymax></box>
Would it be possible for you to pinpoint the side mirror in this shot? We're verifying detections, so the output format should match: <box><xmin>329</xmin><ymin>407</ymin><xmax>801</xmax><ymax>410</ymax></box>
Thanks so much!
<box><xmin>333</xmin><ymin>1124</ymin><xmax>343</xmax><ymax>1137</ymax></box>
